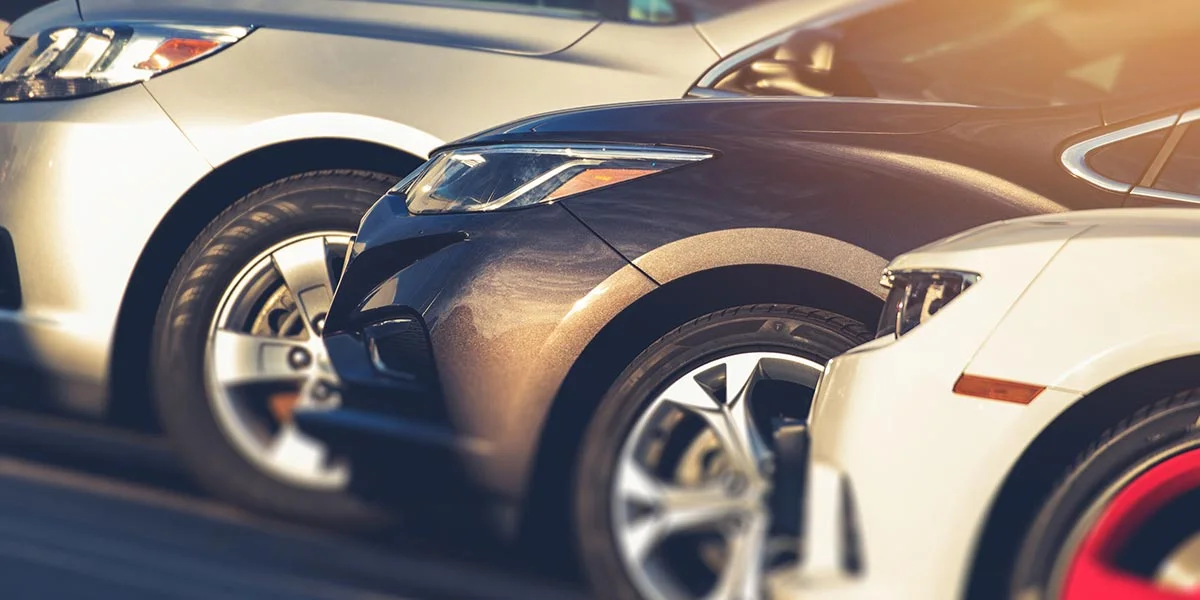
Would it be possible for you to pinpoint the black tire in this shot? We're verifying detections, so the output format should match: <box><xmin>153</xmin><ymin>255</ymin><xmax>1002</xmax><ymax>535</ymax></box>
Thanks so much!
<box><xmin>1010</xmin><ymin>390</ymin><xmax>1200</xmax><ymax>599</ymax></box>
<box><xmin>575</xmin><ymin>304</ymin><xmax>872</xmax><ymax>600</ymax></box>
<box><xmin>152</xmin><ymin>169</ymin><xmax>396</xmax><ymax>529</ymax></box>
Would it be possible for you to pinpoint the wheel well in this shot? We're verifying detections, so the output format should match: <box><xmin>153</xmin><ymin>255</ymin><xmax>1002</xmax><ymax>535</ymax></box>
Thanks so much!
<box><xmin>107</xmin><ymin>138</ymin><xmax>423</xmax><ymax>431</ymax></box>
<box><xmin>516</xmin><ymin>263</ymin><xmax>883</xmax><ymax>558</ymax></box>
<box><xmin>964</xmin><ymin>354</ymin><xmax>1200</xmax><ymax>600</ymax></box>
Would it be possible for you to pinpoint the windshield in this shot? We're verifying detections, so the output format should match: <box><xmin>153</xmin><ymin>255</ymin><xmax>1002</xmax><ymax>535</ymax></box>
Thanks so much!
<box><xmin>713</xmin><ymin>0</ymin><xmax>1200</xmax><ymax>107</ymax></box>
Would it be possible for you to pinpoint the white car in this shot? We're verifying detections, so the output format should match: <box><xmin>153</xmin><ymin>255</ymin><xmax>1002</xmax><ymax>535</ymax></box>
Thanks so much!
<box><xmin>778</xmin><ymin>208</ymin><xmax>1200</xmax><ymax>600</ymax></box>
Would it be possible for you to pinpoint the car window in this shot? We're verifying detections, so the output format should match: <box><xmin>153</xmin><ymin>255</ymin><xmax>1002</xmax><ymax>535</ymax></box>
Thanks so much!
<box><xmin>709</xmin><ymin>0</ymin><xmax>1200</xmax><ymax>108</ymax></box>
<box><xmin>1151</xmin><ymin>124</ymin><xmax>1200</xmax><ymax>198</ymax></box>
<box><xmin>1087</xmin><ymin>130</ymin><xmax>1170</xmax><ymax>189</ymax></box>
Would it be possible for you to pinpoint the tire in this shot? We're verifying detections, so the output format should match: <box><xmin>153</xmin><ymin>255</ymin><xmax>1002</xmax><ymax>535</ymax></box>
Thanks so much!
<box><xmin>575</xmin><ymin>304</ymin><xmax>872</xmax><ymax>600</ymax></box>
<box><xmin>1011</xmin><ymin>390</ymin><xmax>1200</xmax><ymax>600</ymax></box>
<box><xmin>152</xmin><ymin>169</ymin><xmax>396</xmax><ymax>529</ymax></box>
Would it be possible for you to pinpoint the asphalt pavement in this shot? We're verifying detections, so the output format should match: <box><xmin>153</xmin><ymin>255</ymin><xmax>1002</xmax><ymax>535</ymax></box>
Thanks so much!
<box><xmin>0</xmin><ymin>409</ymin><xmax>587</xmax><ymax>600</ymax></box>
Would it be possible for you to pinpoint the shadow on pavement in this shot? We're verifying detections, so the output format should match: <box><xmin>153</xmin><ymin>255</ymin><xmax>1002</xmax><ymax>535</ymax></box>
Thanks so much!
<box><xmin>0</xmin><ymin>411</ymin><xmax>588</xmax><ymax>600</ymax></box>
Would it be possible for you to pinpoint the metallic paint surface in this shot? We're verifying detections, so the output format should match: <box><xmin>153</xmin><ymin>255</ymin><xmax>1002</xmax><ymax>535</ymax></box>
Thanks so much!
<box><xmin>305</xmin><ymin>97</ymin><xmax>1159</xmax><ymax>520</ymax></box>
<box><xmin>0</xmin><ymin>0</ymin><xmax>856</xmax><ymax>418</ymax></box>
<box><xmin>0</xmin><ymin>85</ymin><xmax>212</xmax><ymax>409</ymax></box>
<box><xmin>324</xmin><ymin>199</ymin><xmax>656</xmax><ymax>498</ymax></box>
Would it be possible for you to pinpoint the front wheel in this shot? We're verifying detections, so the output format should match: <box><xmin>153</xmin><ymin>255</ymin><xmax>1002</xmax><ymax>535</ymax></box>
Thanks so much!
<box><xmin>575</xmin><ymin>304</ymin><xmax>872</xmax><ymax>600</ymax></box>
<box><xmin>1012</xmin><ymin>391</ymin><xmax>1200</xmax><ymax>600</ymax></box>
<box><xmin>152</xmin><ymin>169</ymin><xmax>396</xmax><ymax>529</ymax></box>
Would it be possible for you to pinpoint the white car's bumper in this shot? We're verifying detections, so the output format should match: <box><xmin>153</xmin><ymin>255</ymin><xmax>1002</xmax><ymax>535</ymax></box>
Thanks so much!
<box><xmin>770</xmin><ymin>216</ymin><xmax>1098</xmax><ymax>599</ymax></box>
<box><xmin>782</xmin><ymin>337</ymin><xmax>1080</xmax><ymax>599</ymax></box>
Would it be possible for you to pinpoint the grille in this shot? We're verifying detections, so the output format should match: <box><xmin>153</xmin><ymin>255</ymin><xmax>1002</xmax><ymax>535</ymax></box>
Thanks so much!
<box><xmin>364</xmin><ymin>318</ymin><xmax>435</xmax><ymax>385</ymax></box>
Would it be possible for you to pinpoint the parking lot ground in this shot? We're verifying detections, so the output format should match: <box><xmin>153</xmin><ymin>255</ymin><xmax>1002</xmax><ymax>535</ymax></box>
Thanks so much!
<box><xmin>0</xmin><ymin>409</ymin><xmax>588</xmax><ymax>600</ymax></box>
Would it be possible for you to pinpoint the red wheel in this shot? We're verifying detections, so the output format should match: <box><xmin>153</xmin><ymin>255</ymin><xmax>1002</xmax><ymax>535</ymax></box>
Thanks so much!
<box><xmin>1061</xmin><ymin>448</ymin><xmax>1200</xmax><ymax>600</ymax></box>
<box><xmin>1011</xmin><ymin>393</ymin><xmax>1200</xmax><ymax>600</ymax></box>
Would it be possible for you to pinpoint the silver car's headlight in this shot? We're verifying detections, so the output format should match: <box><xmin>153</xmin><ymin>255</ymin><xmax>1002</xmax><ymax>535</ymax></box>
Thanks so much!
<box><xmin>398</xmin><ymin>144</ymin><xmax>714</xmax><ymax>214</ymax></box>
<box><xmin>0</xmin><ymin>23</ymin><xmax>252</xmax><ymax>102</ymax></box>
<box><xmin>876</xmin><ymin>269</ymin><xmax>980</xmax><ymax>338</ymax></box>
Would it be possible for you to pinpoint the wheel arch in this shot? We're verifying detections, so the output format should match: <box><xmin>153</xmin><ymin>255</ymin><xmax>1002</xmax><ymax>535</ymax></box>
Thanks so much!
<box><xmin>107</xmin><ymin>138</ymin><xmax>424</xmax><ymax>430</ymax></box>
<box><xmin>965</xmin><ymin>352</ymin><xmax>1200</xmax><ymax>600</ymax></box>
<box><xmin>515</xmin><ymin>261</ymin><xmax>885</xmax><ymax>556</ymax></box>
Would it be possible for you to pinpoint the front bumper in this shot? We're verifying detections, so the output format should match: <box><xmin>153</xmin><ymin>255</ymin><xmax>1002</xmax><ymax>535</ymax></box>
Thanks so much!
<box><xmin>294</xmin><ymin>196</ymin><xmax>656</xmax><ymax>508</ymax></box>
<box><xmin>0</xmin><ymin>85</ymin><xmax>211</xmax><ymax>413</ymax></box>
<box><xmin>775</xmin><ymin>335</ymin><xmax>1082</xmax><ymax>599</ymax></box>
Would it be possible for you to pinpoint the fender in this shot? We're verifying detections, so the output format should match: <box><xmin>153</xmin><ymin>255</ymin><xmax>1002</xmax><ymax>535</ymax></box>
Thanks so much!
<box><xmin>190</xmin><ymin>112</ymin><xmax>445</xmax><ymax>170</ymax></box>
<box><xmin>963</xmin><ymin>226</ymin><xmax>1200</xmax><ymax>396</ymax></box>
<box><xmin>632</xmin><ymin>227</ymin><xmax>890</xmax><ymax>298</ymax></box>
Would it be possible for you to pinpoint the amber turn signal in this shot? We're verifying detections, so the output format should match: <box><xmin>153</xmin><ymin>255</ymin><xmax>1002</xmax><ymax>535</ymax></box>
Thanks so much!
<box><xmin>952</xmin><ymin>374</ymin><xmax>1044</xmax><ymax>405</ymax></box>
<box><xmin>136</xmin><ymin>39</ymin><xmax>222</xmax><ymax>71</ymax></box>
<box><xmin>545</xmin><ymin>168</ymin><xmax>655</xmax><ymax>202</ymax></box>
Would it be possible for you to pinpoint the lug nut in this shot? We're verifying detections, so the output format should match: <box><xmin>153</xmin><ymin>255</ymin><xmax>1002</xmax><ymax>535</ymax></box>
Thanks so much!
<box><xmin>759</xmin><ymin>457</ymin><xmax>776</xmax><ymax>477</ymax></box>
<box><xmin>313</xmin><ymin>315</ymin><xmax>327</xmax><ymax>335</ymax></box>
<box><xmin>311</xmin><ymin>382</ymin><xmax>333</xmax><ymax>401</ymax></box>
<box><xmin>724</xmin><ymin>472</ymin><xmax>749</xmax><ymax>496</ymax></box>
<box><xmin>287</xmin><ymin>347</ymin><xmax>312</xmax><ymax>370</ymax></box>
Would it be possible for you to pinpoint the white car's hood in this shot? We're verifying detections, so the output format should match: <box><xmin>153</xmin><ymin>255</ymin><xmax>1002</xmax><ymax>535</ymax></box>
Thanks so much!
<box><xmin>14</xmin><ymin>0</ymin><xmax>596</xmax><ymax>56</ymax></box>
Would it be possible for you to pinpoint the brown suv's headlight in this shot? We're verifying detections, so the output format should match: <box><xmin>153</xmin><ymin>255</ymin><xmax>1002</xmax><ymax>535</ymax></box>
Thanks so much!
<box><xmin>396</xmin><ymin>144</ymin><xmax>713</xmax><ymax>214</ymax></box>
<box><xmin>877</xmin><ymin>269</ymin><xmax>980</xmax><ymax>338</ymax></box>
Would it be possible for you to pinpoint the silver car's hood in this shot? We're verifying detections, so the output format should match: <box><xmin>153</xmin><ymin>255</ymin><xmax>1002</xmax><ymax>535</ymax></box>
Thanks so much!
<box><xmin>18</xmin><ymin>0</ymin><xmax>597</xmax><ymax>56</ymax></box>
<box><xmin>8</xmin><ymin>1</ymin><xmax>81</xmax><ymax>37</ymax></box>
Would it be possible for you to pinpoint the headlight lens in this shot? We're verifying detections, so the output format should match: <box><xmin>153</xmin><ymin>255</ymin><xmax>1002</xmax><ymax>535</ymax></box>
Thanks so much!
<box><xmin>398</xmin><ymin>144</ymin><xmax>713</xmax><ymax>214</ymax></box>
<box><xmin>0</xmin><ymin>23</ymin><xmax>252</xmax><ymax>102</ymax></box>
<box><xmin>876</xmin><ymin>269</ymin><xmax>980</xmax><ymax>339</ymax></box>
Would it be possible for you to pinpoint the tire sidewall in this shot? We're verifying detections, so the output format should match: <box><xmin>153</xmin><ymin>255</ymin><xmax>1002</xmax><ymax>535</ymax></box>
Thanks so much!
<box><xmin>153</xmin><ymin>171</ymin><xmax>393</xmax><ymax>527</ymax></box>
<box><xmin>576</xmin><ymin>305</ymin><xmax>870</xmax><ymax>600</ymax></box>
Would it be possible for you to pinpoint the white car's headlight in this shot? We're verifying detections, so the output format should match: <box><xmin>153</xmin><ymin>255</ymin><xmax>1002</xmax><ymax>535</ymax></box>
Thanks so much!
<box><xmin>876</xmin><ymin>269</ymin><xmax>980</xmax><ymax>338</ymax></box>
<box><xmin>397</xmin><ymin>144</ymin><xmax>714</xmax><ymax>214</ymax></box>
<box><xmin>0</xmin><ymin>23</ymin><xmax>252</xmax><ymax>102</ymax></box>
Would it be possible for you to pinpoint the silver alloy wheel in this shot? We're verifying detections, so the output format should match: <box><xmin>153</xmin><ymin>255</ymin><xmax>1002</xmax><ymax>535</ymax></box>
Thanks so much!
<box><xmin>206</xmin><ymin>231</ymin><xmax>351</xmax><ymax>490</ymax></box>
<box><xmin>613</xmin><ymin>351</ymin><xmax>824</xmax><ymax>600</ymax></box>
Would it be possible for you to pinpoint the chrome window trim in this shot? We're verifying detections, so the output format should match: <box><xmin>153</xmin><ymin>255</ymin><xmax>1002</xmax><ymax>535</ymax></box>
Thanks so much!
<box><xmin>1130</xmin><ymin>186</ymin><xmax>1200</xmax><ymax>205</ymax></box>
<box><xmin>690</xmin><ymin>0</ymin><xmax>902</xmax><ymax>92</ymax></box>
<box><xmin>693</xmin><ymin>28</ymin><xmax>793</xmax><ymax>90</ymax></box>
<box><xmin>1060</xmin><ymin>114</ymin><xmax>1180</xmax><ymax>194</ymax></box>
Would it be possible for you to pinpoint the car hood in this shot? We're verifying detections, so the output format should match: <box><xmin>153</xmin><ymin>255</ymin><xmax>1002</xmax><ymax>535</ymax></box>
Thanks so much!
<box><xmin>14</xmin><ymin>0</ymin><xmax>596</xmax><ymax>56</ymax></box>
<box><xmin>899</xmin><ymin>207</ymin><xmax>1200</xmax><ymax>263</ymax></box>
<box><xmin>464</xmin><ymin>97</ymin><xmax>977</xmax><ymax>143</ymax></box>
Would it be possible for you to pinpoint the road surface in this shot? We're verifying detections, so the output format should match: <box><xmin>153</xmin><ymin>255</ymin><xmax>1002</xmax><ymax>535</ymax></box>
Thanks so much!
<box><xmin>0</xmin><ymin>410</ymin><xmax>587</xmax><ymax>600</ymax></box>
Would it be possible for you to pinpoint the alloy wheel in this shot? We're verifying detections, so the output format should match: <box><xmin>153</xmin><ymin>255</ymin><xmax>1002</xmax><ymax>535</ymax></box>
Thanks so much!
<box><xmin>1060</xmin><ymin>447</ymin><xmax>1200</xmax><ymax>599</ymax></box>
<box><xmin>612</xmin><ymin>351</ymin><xmax>823</xmax><ymax>600</ymax></box>
<box><xmin>205</xmin><ymin>231</ymin><xmax>350</xmax><ymax>490</ymax></box>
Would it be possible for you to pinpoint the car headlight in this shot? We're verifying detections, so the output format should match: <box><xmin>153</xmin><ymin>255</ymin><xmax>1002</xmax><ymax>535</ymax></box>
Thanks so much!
<box><xmin>0</xmin><ymin>23</ymin><xmax>252</xmax><ymax>102</ymax></box>
<box><xmin>876</xmin><ymin>269</ymin><xmax>980</xmax><ymax>338</ymax></box>
<box><xmin>397</xmin><ymin>144</ymin><xmax>714</xmax><ymax>214</ymax></box>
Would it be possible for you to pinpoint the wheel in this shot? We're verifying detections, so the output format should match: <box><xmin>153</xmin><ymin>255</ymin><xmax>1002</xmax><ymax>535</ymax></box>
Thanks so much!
<box><xmin>1011</xmin><ymin>390</ymin><xmax>1200</xmax><ymax>600</ymax></box>
<box><xmin>575</xmin><ymin>304</ymin><xmax>872</xmax><ymax>600</ymax></box>
<box><xmin>152</xmin><ymin>169</ymin><xmax>396</xmax><ymax>529</ymax></box>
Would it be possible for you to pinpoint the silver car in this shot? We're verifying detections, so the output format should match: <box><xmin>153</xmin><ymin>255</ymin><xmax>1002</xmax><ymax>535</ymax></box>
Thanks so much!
<box><xmin>0</xmin><ymin>0</ymin><xmax>887</xmax><ymax>525</ymax></box>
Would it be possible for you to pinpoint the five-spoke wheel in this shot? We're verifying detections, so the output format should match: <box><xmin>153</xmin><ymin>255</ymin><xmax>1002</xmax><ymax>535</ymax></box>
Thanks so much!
<box><xmin>576</xmin><ymin>305</ymin><xmax>872</xmax><ymax>600</ymax></box>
